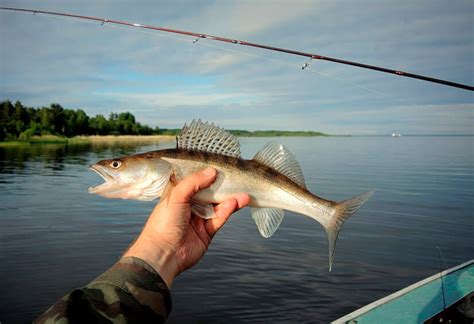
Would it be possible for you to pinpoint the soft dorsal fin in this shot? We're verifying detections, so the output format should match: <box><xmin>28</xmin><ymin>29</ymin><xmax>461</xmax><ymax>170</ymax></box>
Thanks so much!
<box><xmin>253</xmin><ymin>142</ymin><xmax>306</xmax><ymax>188</ymax></box>
<box><xmin>177</xmin><ymin>119</ymin><xmax>241</xmax><ymax>157</ymax></box>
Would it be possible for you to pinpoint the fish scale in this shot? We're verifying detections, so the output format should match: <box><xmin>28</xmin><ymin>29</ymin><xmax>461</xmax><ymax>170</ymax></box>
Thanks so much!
<box><xmin>89</xmin><ymin>120</ymin><xmax>374</xmax><ymax>270</ymax></box>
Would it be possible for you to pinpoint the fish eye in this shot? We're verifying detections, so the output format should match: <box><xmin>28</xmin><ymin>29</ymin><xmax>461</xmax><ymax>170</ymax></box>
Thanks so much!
<box><xmin>110</xmin><ymin>160</ymin><xmax>122</xmax><ymax>169</ymax></box>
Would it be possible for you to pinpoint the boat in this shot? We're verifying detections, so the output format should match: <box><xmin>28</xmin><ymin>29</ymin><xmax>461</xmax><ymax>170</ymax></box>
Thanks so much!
<box><xmin>333</xmin><ymin>259</ymin><xmax>474</xmax><ymax>323</ymax></box>
<box><xmin>392</xmin><ymin>133</ymin><xmax>402</xmax><ymax>137</ymax></box>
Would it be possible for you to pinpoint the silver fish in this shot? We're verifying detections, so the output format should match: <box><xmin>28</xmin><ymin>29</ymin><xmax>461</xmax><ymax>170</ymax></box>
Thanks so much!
<box><xmin>89</xmin><ymin>120</ymin><xmax>373</xmax><ymax>270</ymax></box>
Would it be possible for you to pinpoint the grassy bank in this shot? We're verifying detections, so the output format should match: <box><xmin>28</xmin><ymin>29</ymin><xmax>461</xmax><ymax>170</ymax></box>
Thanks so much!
<box><xmin>0</xmin><ymin>130</ymin><xmax>332</xmax><ymax>146</ymax></box>
<box><xmin>0</xmin><ymin>135</ymin><xmax>87</xmax><ymax>146</ymax></box>
<box><xmin>77</xmin><ymin>135</ymin><xmax>175</xmax><ymax>142</ymax></box>
<box><xmin>0</xmin><ymin>134</ymin><xmax>175</xmax><ymax>146</ymax></box>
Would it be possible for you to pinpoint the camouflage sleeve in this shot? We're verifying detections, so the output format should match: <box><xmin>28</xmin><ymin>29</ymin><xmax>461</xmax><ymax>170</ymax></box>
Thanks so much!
<box><xmin>34</xmin><ymin>256</ymin><xmax>172</xmax><ymax>324</ymax></box>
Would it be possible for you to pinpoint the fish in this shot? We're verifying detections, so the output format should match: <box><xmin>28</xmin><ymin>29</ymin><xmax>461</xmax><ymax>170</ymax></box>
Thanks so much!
<box><xmin>89</xmin><ymin>119</ymin><xmax>374</xmax><ymax>270</ymax></box>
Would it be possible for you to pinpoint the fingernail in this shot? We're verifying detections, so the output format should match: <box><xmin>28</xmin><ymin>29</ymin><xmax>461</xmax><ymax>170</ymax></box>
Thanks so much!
<box><xmin>203</xmin><ymin>167</ymin><xmax>215</xmax><ymax>176</ymax></box>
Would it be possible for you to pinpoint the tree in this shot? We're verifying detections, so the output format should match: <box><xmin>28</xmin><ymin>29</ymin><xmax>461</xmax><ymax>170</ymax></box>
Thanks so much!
<box><xmin>0</xmin><ymin>100</ymin><xmax>160</xmax><ymax>139</ymax></box>
<box><xmin>1</xmin><ymin>100</ymin><xmax>14</xmax><ymax>122</ymax></box>
<box><xmin>75</xmin><ymin>109</ymin><xmax>89</xmax><ymax>134</ymax></box>
<box><xmin>39</xmin><ymin>107</ymin><xmax>54</xmax><ymax>134</ymax></box>
<box><xmin>50</xmin><ymin>103</ymin><xmax>65</xmax><ymax>135</ymax></box>
<box><xmin>90</xmin><ymin>114</ymin><xmax>109</xmax><ymax>135</ymax></box>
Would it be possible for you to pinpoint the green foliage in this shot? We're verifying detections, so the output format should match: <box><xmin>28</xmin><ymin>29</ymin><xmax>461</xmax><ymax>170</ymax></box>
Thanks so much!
<box><xmin>155</xmin><ymin>128</ymin><xmax>180</xmax><ymax>136</ymax></box>
<box><xmin>0</xmin><ymin>100</ymin><xmax>161</xmax><ymax>139</ymax></box>
<box><xmin>0</xmin><ymin>99</ymin><xmax>328</xmax><ymax>141</ymax></box>
<box><xmin>19</xmin><ymin>124</ymin><xmax>39</xmax><ymax>140</ymax></box>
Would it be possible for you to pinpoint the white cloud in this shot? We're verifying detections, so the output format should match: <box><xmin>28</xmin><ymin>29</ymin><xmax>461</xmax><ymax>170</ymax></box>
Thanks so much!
<box><xmin>0</xmin><ymin>0</ymin><xmax>472</xmax><ymax>135</ymax></box>
<box><xmin>97</xmin><ymin>90</ymin><xmax>260</xmax><ymax>108</ymax></box>
<box><xmin>173</xmin><ymin>1</ymin><xmax>315</xmax><ymax>37</ymax></box>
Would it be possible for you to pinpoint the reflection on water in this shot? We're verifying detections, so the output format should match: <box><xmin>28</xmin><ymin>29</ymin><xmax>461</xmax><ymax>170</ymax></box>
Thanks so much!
<box><xmin>0</xmin><ymin>136</ymin><xmax>473</xmax><ymax>323</ymax></box>
<box><xmin>0</xmin><ymin>140</ymin><xmax>174</xmax><ymax>173</ymax></box>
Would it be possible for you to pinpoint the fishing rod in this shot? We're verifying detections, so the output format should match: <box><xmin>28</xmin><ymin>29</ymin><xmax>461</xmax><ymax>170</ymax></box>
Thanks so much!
<box><xmin>1</xmin><ymin>7</ymin><xmax>472</xmax><ymax>91</ymax></box>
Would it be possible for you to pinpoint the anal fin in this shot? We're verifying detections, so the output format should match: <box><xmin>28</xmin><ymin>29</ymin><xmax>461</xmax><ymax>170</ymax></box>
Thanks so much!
<box><xmin>251</xmin><ymin>208</ymin><xmax>285</xmax><ymax>238</ymax></box>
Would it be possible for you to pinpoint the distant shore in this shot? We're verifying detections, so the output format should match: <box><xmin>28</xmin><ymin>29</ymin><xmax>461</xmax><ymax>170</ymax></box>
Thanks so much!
<box><xmin>0</xmin><ymin>131</ymin><xmax>333</xmax><ymax>146</ymax></box>
<box><xmin>0</xmin><ymin>134</ymin><xmax>176</xmax><ymax>146</ymax></box>
<box><xmin>79</xmin><ymin>135</ymin><xmax>176</xmax><ymax>142</ymax></box>
<box><xmin>229</xmin><ymin>130</ymin><xmax>328</xmax><ymax>137</ymax></box>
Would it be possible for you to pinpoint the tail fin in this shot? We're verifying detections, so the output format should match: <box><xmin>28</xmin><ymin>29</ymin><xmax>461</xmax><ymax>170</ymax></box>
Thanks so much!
<box><xmin>326</xmin><ymin>190</ymin><xmax>374</xmax><ymax>271</ymax></box>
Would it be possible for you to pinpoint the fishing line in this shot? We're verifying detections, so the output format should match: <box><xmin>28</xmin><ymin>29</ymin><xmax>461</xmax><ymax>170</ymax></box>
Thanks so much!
<box><xmin>38</xmin><ymin>9</ymin><xmax>106</xmax><ymax>28</ymax></box>
<box><xmin>436</xmin><ymin>246</ymin><xmax>448</xmax><ymax>310</ymax></box>
<box><xmin>16</xmin><ymin>10</ymin><xmax>423</xmax><ymax>103</ymax></box>
<box><xmin>127</xmin><ymin>23</ymin><xmax>397</xmax><ymax>98</ymax></box>
<box><xmin>1</xmin><ymin>7</ymin><xmax>472</xmax><ymax>91</ymax></box>
<box><xmin>436</xmin><ymin>245</ymin><xmax>449</xmax><ymax>270</ymax></box>
<box><xmin>101</xmin><ymin>18</ymin><xmax>399</xmax><ymax>100</ymax></box>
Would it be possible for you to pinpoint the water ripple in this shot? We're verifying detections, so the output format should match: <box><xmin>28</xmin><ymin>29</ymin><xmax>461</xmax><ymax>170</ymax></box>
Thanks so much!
<box><xmin>0</xmin><ymin>136</ymin><xmax>473</xmax><ymax>323</ymax></box>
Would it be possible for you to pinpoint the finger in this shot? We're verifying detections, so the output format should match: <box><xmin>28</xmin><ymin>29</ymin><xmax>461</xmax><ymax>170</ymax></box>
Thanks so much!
<box><xmin>205</xmin><ymin>193</ymin><xmax>250</xmax><ymax>237</ymax></box>
<box><xmin>150</xmin><ymin>176</ymin><xmax>176</xmax><ymax>215</ymax></box>
<box><xmin>205</xmin><ymin>198</ymin><xmax>238</xmax><ymax>238</ymax></box>
<box><xmin>170</xmin><ymin>168</ymin><xmax>217</xmax><ymax>204</ymax></box>
<box><xmin>233</xmin><ymin>192</ymin><xmax>251</xmax><ymax>210</ymax></box>
<box><xmin>191</xmin><ymin>216</ymin><xmax>211</xmax><ymax>247</ymax></box>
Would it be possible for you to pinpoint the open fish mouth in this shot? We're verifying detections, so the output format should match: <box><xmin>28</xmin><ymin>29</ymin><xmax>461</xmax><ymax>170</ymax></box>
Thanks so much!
<box><xmin>88</xmin><ymin>164</ymin><xmax>117</xmax><ymax>193</ymax></box>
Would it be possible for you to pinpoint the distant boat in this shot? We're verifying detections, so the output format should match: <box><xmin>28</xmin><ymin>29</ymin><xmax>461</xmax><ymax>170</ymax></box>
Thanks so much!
<box><xmin>333</xmin><ymin>259</ymin><xmax>474</xmax><ymax>323</ymax></box>
<box><xmin>392</xmin><ymin>133</ymin><xmax>402</xmax><ymax>137</ymax></box>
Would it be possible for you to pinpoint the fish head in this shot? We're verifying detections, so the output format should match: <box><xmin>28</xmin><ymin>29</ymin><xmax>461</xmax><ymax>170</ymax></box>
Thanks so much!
<box><xmin>88</xmin><ymin>155</ymin><xmax>170</xmax><ymax>200</ymax></box>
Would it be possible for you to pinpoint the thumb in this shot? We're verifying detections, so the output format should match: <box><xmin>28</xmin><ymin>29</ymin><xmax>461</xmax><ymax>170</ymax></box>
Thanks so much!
<box><xmin>170</xmin><ymin>168</ymin><xmax>217</xmax><ymax>204</ymax></box>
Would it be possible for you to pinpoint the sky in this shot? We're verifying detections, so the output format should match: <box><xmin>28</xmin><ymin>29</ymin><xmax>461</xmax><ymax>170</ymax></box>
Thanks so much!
<box><xmin>0</xmin><ymin>0</ymin><xmax>472</xmax><ymax>134</ymax></box>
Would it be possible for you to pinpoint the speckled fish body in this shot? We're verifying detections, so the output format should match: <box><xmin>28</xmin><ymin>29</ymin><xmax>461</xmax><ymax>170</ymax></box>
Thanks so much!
<box><xmin>89</xmin><ymin>120</ymin><xmax>373</xmax><ymax>270</ymax></box>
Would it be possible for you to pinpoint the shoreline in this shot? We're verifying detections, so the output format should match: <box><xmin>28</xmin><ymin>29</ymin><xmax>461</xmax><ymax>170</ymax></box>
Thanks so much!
<box><xmin>0</xmin><ymin>132</ymin><xmax>334</xmax><ymax>145</ymax></box>
<box><xmin>79</xmin><ymin>135</ymin><xmax>176</xmax><ymax>142</ymax></box>
<box><xmin>3</xmin><ymin>133</ymin><xmax>469</xmax><ymax>146</ymax></box>
<box><xmin>0</xmin><ymin>135</ymin><xmax>176</xmax><ymax>146</ymax></box>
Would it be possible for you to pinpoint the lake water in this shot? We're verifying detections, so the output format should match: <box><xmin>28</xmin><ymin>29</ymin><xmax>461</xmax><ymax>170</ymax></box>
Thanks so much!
<box><xmin>0</xmin><ymin>136</ymin><xmax>472</xmax><ymax>323</ymax></box>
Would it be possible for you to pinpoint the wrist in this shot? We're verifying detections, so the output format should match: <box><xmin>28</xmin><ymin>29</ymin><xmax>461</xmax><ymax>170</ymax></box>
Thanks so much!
<box><xmin>123</xmin><ymin>236</ymin><xmax>178</xmax><ymax>288</ymax></box>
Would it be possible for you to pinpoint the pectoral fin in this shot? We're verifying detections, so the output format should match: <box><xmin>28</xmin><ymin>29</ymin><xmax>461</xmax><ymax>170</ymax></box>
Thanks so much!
<box><xmin>251</xmin><ymin>208</ymin><xmax>285</xmax><ymax>238</ymax></box>
<box><xmin>191</xmin><ymin>200</ymin><xmax>216</xmax><ymax>219</ymax></box>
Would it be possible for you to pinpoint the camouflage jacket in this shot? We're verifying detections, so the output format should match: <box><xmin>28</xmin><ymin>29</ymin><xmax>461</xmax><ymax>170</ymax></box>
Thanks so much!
<box><xmin>35</xmin><ymin>257</ymin><xmax>172</xmax><ymax>323</ymax></box>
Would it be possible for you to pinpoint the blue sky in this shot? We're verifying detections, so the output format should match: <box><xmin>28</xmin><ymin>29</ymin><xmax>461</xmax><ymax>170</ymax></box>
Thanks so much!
<box><xmin>0</xmin><ymin>1</ymin><xmax>472</xmax><ymax>134</ymax></box>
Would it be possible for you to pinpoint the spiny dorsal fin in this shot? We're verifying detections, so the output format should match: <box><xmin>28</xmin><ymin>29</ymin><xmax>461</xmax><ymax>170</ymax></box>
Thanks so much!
<box><xmin>177</xmin><ymin>119</ymin><xmax>241</xmax><ymax>157</ymax></box>
<box><xmin>251</xmin><ymin>207</ymin><xmax>285</xmax><ymax>238</ymax></box>
<box><xmin>253</xmin><ymin>142</ymin><xmax>306</xmax><ymax>188</ymax></box>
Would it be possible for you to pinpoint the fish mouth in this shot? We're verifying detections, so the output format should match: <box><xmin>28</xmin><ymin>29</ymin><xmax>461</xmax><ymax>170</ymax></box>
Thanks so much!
<box><xmin>88</xmin><ymin>164</ymin><xmax>118</xmax><ymax>194</ymax></box>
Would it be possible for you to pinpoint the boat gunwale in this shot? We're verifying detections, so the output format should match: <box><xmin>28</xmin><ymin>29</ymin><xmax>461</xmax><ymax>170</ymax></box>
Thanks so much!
<box><xmin>332</xmin><ymin>259</ymin><xmax>474</xmax><ymax>323</ymax></box>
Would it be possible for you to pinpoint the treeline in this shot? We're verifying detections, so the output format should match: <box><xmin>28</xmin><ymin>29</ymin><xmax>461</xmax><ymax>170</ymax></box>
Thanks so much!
<box><xmin>0</xmin><ymin>100</ymin><xmax>160</xmax><ymax>140</ymax></box>
<box><xmin>1</xmin><ymin>100</ymin><xmax>328</xmax><ymax>141</ymax></box>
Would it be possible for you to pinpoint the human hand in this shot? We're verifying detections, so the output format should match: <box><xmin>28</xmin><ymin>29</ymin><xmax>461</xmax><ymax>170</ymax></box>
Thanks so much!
<box><xmin>123</xmin><ymin>167</ymin><xmax>250</xmax><ymax>288</ymax></box>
